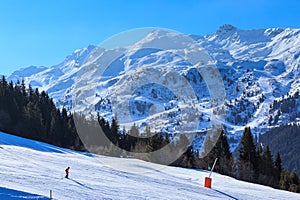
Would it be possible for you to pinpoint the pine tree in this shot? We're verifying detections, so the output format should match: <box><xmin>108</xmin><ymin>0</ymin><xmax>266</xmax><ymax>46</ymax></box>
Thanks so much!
<box><xmin>146</xmin><ymin>133</ymin><xmax>169</xmax><ymax>164</ymax></box>
<box><xmin>289</xmin><ymin>169</ymin><xmax>299</xmax><ymax>192</ymax></box>
<box><xmin>239</xmin><ymin>127</ymin><xmax>256</xmax><ymax>162</ymax></box>
<box><xmin>274</xmin><ymin>152</ymin><xmax>282</xmax><ymax>184</ymax></box>
<box><xmin>146</xmin><ymin>134</ymin><xmax>166</xmax><ymax>153</ymax></box>
<box><xmin>280</xmin><ymin>170</ymin><xmax>290</xmax><ymax>190</ymax></box>
<box><xmin>256</xmin><ymin>145</ymin><xmax>278</xmax><ymax>187</ymax></box>
<box><xmin>263</xmin><ymin>146</ymin><xmax>274</xmax><ymax>177</ymax></box>
<box><xmin>218</xmin><ymin>131</ymin><xmax>234</xmax><ymax>176</ymax></box>
<box><xmin>171</xmin><ymin>134</ymin><xmax>195</xmax><ymax>168</ymax></box>
<box><xmin>109</xmin><ymin>117</ymin><xmax>119</xmax><ymax>145</ymax></box>
<box><xmin>21</xmin><ymin>80</ymin><xmax>27</xmax><ymax>96</ymax></box>
<box><xmin>129</xmin><ymin>123</ymin><xmax>139</xmax><ymax>137</ymax></box>
<box><xmin>126</xmin><ymin>124</ymin><xmax>140</xmax><ymax>152</ymax></box>
<box><xmin>1</xmin><ymin>75</ymin><xmax>8</xmax><ymax>90</ymax></box>
<box><xmin>181</xmin><ymin>146</ymin><xmax>195</xmax><ymax>168</ymax></box>
<box><xmin>203</xmin><ymin>129</ymin><xmax>233</xmax><ymax>176</ymax></box>
<box><xmin>238</xmin><ymin>127</ymin><xmax>258</xmax><ymax>182</ymax></box>
<box><xmin>145</xmin><ymin>124</ymin><xmax>151</xmax><ymax>137</ymax></box>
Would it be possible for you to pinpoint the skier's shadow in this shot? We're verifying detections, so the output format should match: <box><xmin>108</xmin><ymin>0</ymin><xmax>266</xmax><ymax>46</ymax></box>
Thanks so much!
<box><xmin>69</xmin><ymin>178</ymin><xmax>93</xmax><ymax>190</ymax></box>
<box><xmin>212</xmin><ymin>189</ymin><xmax>239</xmax><ymax>200</ymax></box>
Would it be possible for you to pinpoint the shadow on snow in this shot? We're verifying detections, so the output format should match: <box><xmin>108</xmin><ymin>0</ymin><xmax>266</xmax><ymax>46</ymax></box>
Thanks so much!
<box><xmin>0</xmin><ymin>186</ymin><xmax>48</xmax><ymax>200</ymax></box>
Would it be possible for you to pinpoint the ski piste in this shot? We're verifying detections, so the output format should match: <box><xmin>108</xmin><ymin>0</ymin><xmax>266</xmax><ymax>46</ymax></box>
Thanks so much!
<box><xmin>1</xmin><ymin>131</ymin><xmax>299</xmax><ymax>199</ymax></box>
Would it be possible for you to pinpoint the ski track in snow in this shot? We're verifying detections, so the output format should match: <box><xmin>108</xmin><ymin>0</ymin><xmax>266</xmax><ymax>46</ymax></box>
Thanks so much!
<box><xmin>0</xmin><ymin>132</ymin><xmax>299</xmax><ymax>200</ymax></box>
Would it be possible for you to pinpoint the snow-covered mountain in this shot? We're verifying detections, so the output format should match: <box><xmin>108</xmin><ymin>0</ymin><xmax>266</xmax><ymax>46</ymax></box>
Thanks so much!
<box><xmin>8</xmin><ymin>66</ymin><xmax>48</xmax><ymax>82</ymax></box>
<box><xmin>1</xmin><ymin>131</ymin><xmax>299</xmax><ymax>200</ymax></box>
<box><xmin>8</xmin><ymin>25</ymin><xmax>300</xmax><ymax>151</ymax></box>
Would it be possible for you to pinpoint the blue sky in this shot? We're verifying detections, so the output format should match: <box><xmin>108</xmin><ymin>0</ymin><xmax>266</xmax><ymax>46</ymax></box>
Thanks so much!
<box><xmin>1</xmin><ymin>0</ymin><xmax>300</xmax><ymax>75</ymax></box>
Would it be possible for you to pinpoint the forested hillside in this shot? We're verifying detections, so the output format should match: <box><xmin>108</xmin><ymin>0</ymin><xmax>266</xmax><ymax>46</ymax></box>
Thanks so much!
<box><xmin>260</xmin><ymin>124</ymin><xmax>300</xmax><ymax>173</ymax></box>
<box><xmin>0</xmin><ymin>76</ymin><xmax>83</xmax><ymax>150</ymax></box>
<box><xmin>1</xmin><ymin>75</ymin><xmax>299</xmax><ymax>193</ymax></box>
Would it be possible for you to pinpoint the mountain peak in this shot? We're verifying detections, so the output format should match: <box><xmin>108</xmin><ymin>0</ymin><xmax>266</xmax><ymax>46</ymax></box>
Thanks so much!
<box><xmin>8</xmin><ymin>65</ymin><xmax>47</xmax><ymax>82</ymax></box>
<box><xmin>217</xmin><ymin>24</ymin><xmax>237</xmax><ymax>33</ymax></box>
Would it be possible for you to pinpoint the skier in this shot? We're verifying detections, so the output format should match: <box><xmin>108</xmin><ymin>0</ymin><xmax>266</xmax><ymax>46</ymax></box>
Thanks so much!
<box><xmin>65</xmin><ymin>167</ymin><xmax>70</xmax><ymax>178</ymax></box>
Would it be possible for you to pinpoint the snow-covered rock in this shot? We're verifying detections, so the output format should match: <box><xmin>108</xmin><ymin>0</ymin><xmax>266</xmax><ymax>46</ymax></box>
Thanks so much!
<box><xmin>7</xmin><ymin>25</ymin><xmax>300</xmax><ymax>151</ymax></box>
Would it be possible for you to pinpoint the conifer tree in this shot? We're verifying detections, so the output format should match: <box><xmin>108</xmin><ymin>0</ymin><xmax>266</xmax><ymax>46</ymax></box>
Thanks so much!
<box><xmin>238</xmin><ymin>127</ymin><xmax>258</xmax><ymax>182</ymax></box>
<box><xmin>263</xmin><ymin>146</ymin><xmax>274</xmax><ymax>177</ymax></box>
<box><xmin>218</xmin><ymin>131</ymin><xmax>234</xmax><ymax>176</ymax></box>
<box><xmin>274</xmin><ymin>152</ymin><xmax>282</xmax><ymax>183</ymax></box>
<box><xmin>171</xmin><ymin>134</ymin><xmax>195</xmax><ymax>168</ymax></box>
<box><xmin>239</xmin><ymin>127</ymin><xmax>256</xmax><ymax>162</ymax></box>
<box><xmin>289</xmin><ymin>169</ymin><xmax>299</xmax><ymax>192</ymax></box>
<box><xmin>203</xmin><ymin>129</ymin><xmax>233</xmax><ymax>176</ymax></box>
<box><xmin>110</xmin><ymin>117</ymin><xmax>119</xmax><ymax>144</ymax></box>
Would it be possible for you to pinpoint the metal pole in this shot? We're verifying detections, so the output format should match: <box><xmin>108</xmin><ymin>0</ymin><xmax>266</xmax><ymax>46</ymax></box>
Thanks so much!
<box><xmin>209</xmin><ymin>158</ymin><xmax>218</xmax><ymax>178</ymax></box>
<box><xmin>50</xmin><ymin>190</ymin><xmax>52</xmax><ymax>200</ymax></box>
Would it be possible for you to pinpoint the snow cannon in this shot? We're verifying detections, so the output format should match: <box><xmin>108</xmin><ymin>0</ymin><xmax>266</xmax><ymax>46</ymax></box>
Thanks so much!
<box><xmin>204</xmin><ymin>158</ymin><xmax>218</xmax><ymax>188</ymax></box>
<box><xmin>204</xmin><ymin>177</ymin><xmax>212</xmax><ymax>188</ymax></box>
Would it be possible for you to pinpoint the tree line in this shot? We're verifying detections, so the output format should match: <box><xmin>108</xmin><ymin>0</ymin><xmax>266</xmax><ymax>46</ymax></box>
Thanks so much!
<box><xmin>238</xmin><ymin>127</ymin><xmax>299</xmax><ymax>192</ymax></box>
<box><xmin>0</xmin><ymin>76</ymin><xmax>84</xmax><ymax>150</ymax></box>
<box><xmin>94</xmin><ymin>115</ymin><xmax>300</xmax><ymax>193</ymax></box>
<box><xmin>260</xmin><ymin>124</ymin><xmax>300</xmax><ymax>174</ymax></box>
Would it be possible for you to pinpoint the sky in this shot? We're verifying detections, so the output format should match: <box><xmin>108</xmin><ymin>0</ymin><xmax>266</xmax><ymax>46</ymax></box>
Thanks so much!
<box><xmin>0</xmin><ymin>0</ymin><xmax>300</xmax><ymax>76</ymax></box>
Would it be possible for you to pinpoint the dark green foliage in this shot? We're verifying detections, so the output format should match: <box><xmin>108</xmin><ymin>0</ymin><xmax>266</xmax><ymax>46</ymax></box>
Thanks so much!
<box><xmin>274</xmin><ymin>152</ymin><xmax>282</xmax><ymax>183</ymax></box>
<box><xmin>262</xmin><ymin>146</ymin><xmax>275</xmax><ymax>177</ymax></box>
<box><xmin>95</xmin><ymin>116</ymin><xmax>171</xmax><ymax>160</ymax></box>
<box><xmin>171</xmin><ymin>134</ymin><xmax>196</xmax><ymax>168</ymax></box>
<box><xmin>259</xmin><ymin>124</ymin><xmax>300</xmax><ymax>173</ymax></box>
<box><xmin>290</xmin><ymin>170</ymin><xmax>300</xmax><ymax>192</ymax></box>
<box><xmin>238</xmin><ymin>127</ymin><xmax>280</xmax><ymax>187</ymax></box>
<box><xmin>173</xmin><ymin>145</ymin><xmax>195</xmax><ymax>168</ymax></box>
<box><xmin>274</xmin><ymin>152</ymin><xmax>282</xmax><ymax>176</ymax></box>
<box><xmin>0</xmin><ymin>76</ymin><xmax>84</xmax><ymax>150</ymax></box>
<box><xmin>256</xmin><ymin>145</ymin><xmax>278</xmax><ymax>188</ymax></box>
<box><xmin>279</xmin><ymin>169</ymin><xmax>300</xmax><ymax>192</ymax></box>
<box><xmin>216</xmin><ymin>132</ymin><xmax>234</xmax><ymax>176</ymax></box>
<box><xmin>146</xmin><ymin>134</ymin><xmax>168</xmax><ymax>153</ymax></box>
<box><xmin>171</xmin><ymin>129</ymin><xmax>234</xmax><ymax>177</ymax></box>
<box><xmin>239</xmin><ymin>127</ymin><xmax>257</xmax><ymax>163</ymax></box>
<box><xmin>238</xmin><ymin>127</ymin><xmax>258</xmax><ymax>182</ymax></box>
<box><xmin>203</xmin><ymin>129</ymin><xmax>234</xmax><ymax>176</ymax></box>
<box><xmin>236</xmin><ymin>126</ymin><xmax>300</xmax><ymax>192</ymax></box>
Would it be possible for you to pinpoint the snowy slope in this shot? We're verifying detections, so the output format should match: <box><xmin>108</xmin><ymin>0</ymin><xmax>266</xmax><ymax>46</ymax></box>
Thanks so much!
<box><xmin>0</xmin><ymin>131</ymin><xmax>299</xmax><ymax>200</ymax></box>
<box><xmin>8</xmin><ymin>66</ymin><xmax>48</xmax><ymax>83</ymax></box>
<box><xmin>6</xmin><ymin>25</ymin><xmax>300</xmax><ymax>151</ymax></box>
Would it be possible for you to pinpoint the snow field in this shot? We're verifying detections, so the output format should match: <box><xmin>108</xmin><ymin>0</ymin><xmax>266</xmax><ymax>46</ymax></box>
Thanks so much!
<box><xmin>0</xmin><ymin>132</ymin><xmax>299</xmax><ymax>199</ymax></box>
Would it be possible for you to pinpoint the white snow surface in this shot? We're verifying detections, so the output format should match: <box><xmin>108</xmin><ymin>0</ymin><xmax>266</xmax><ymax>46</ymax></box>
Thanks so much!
<box><xmin>0</xmin><ymin>131</ymin><xmax>299</xmax><ymax>200</ymax></box>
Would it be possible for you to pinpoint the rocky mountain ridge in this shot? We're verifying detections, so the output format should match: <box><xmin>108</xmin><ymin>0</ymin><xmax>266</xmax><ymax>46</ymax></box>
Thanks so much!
<box><xmin>8</xmin><ymin>25</ymin><xmax>300</xmax><ymax>151</ymax></box>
